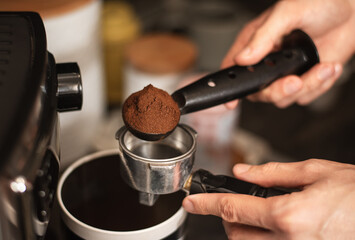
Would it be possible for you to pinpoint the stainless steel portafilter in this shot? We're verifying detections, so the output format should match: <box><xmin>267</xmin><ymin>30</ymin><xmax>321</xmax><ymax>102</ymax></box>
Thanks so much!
<box><xmin>116</xmin><ymin>125</ymin><xmax>295</xmax><ymax>206</ymax></box>
<box><xmin>116</xmin><ymin>124</ymin><xmax>196</xmax><ymax>206</ymax></box>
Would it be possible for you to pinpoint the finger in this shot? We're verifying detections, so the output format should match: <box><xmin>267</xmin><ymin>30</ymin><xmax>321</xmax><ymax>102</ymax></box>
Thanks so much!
<box><xmin>183</xmin><ymin>193</ymin><xmax>274</xmax><ymax>229</ymax></box>
<box><xmin>296</xmin><ymin>63</ymin><xmax>342</xmax><ymax>105</ymax></box>
<box><xmin>235</xmin><ymin>2</ymin><xmax>300</xmax><ymax>66</ymax></box>
<box><xmin>232</xmin><ymin>159</ymin><xmax>339</xmax><ymax>188</ymax></box>
<box><xmin>224</xmin><ymin>100</ymin><xmax>239</xmax><ymax>110</ymax></box>
<box><xmin>223</xmin><ymin>221</ymin><xmax>275</xmax><ymax>240</ymax></box>
<box><xmin>247</xmin><ymin>63</ymin><xmax>342</xmax><ymax>107</ymax></box>
<box><xmin>221</xmin><ymin>9</ymin><xmax>272</xmax><ymax>68</ymax></box>
<box><xmin>247</xmin><ymin>75</ymin><xmax>303</xmax><ymax>108</ymax></box>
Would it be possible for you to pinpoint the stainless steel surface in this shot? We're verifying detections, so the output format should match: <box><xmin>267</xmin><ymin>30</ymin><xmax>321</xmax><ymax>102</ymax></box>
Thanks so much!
<box><xmin>138</xmin><ymin>192</ymin><xmax>160</xmax><ymax>206</ymax></box>
<box><xmin>116</xmin><ymin>124</ymin><xmax>197</xmax><ymax>205</ymax></box>
<box><xmin>0</xmin><ymin>116</ymin><xmax>60</xmax><ymax>240</ymax></box>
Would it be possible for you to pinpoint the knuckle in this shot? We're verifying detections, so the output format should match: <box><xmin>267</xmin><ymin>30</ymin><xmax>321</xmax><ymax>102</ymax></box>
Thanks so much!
<box><xmin>261</xmin><ymin>89</ymin><xmax>274</xmax><ymax>102</ymax></box>
<box><xmin>301</xmin><ymin>159</ymin><xmax>324</xmax><ymax>174</ymax></box>
<box><xmin>253</xmin><ymin>162</ymin><xmax>283</xmax><ymax>187</ymax></box>
<box><xmin>219</xmin><ymin>197</ymin><xmax>237</xmax><ymax>222</ymax></box>
<box><xmin>269</xmin><ymin>82</ymin><xmax>289</xmax><ymax>104</ymax></box>
<box><xmin>307</xmin><ymin>80</ymin><xmax>320</xmax><ymax>92</ymax></box>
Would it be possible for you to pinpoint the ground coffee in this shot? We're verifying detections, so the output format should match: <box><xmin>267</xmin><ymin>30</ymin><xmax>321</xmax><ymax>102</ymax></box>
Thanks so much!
<box><xmin>122</xmin><ymin>84</ymin><xmax>180</xmax><ymax>135</ymax></box>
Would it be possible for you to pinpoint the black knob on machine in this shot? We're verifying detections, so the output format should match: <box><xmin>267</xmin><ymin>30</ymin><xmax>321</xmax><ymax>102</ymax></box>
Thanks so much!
<box><xmin>56</xmin><ymin>62</ymin><xmax>83</xmax><ymax>112</ymax></box>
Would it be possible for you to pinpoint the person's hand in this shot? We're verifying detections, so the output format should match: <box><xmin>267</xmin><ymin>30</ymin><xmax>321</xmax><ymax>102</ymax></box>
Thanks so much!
<box><xmin>182</xmin><ymin>159</ymin><xmax>355</xmax><ymax>239</ymax></box>
<box><xmin>224</xmin><ymin>0</ymin><xmax>355</xmax><ymax>109</ymax></box>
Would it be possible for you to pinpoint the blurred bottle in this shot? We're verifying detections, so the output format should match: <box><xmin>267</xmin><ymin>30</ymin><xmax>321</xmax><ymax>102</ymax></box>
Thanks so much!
<box><xmin>102</xmin><ymin>1</ymin><xmax>141</xmax><ymax>108</ymax></box>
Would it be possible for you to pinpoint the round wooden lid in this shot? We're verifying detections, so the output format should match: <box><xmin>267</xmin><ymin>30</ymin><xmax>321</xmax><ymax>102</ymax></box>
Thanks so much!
<box><xmin>125</xmin><ymin>34</ymin><xmax>197</xmax><ymax>74</ymax></box>
<box><xmin>0</xmin><ymin>0</ymin><xmax>93</xmax><ymax>18</ymax></box>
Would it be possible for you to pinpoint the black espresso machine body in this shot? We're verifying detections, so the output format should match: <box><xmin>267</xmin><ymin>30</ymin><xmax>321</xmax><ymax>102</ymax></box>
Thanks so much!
<box><xmin>0</xmin><ymin>12</ymin><xmax>82</xmax><ymax>239</ymax></box>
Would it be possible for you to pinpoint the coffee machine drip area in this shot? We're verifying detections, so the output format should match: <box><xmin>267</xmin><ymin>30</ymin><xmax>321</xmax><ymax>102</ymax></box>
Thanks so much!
<box><xmin>0</xmin><ymin>12</ymin><xmax>82</xmax><ymax>239</ymax></box>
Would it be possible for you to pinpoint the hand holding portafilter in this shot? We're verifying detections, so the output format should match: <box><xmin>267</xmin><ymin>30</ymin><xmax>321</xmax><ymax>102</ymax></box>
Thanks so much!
<box><xmin>122</xmin><ymin>30</ymin><xmax>319</xmax><ymax>141</ymax></box>
<box><xmin>116</xmin><ymin>125</ymin><xmax>295</xmax><ymax>206</ymax></box>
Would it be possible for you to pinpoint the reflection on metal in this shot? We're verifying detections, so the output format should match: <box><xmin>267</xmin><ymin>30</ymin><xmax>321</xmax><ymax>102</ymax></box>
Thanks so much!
<box><xmin>138</xmin><ymin>192</ymin><xmax>160</xmax><ymax>206</ymax></box>
<box><xmin>10</xmin><ymin>177</ymin><xmax>28</xmax><ymax>193</ymax></box>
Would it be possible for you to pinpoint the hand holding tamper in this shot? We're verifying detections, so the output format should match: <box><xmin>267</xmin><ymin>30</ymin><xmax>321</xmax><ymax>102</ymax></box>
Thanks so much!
<box><xmin>122</xmin><ymin>30</ymin><xmax>319</xmax><ymax>141</ymax></box>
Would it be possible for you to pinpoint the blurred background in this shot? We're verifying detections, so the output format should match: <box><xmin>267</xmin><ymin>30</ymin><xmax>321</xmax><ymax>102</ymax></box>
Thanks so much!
<box><xmin>2</xmin><ymin>0</ymin><xmax>355</xmax><ymax>239</ymax></box>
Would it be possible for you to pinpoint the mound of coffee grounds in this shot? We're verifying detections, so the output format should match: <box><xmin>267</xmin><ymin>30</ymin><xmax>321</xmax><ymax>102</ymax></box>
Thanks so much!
<box><xmin>122</xmin><ymin>84</ymin><xmax>180</xmax><ymax>135</ymax></box>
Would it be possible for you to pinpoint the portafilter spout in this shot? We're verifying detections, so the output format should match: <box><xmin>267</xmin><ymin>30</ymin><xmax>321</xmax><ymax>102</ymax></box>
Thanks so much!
<box><xmin>138</xmin><ymin>192</ymin><xmax>161</xmax><ymax>206</ymax></box>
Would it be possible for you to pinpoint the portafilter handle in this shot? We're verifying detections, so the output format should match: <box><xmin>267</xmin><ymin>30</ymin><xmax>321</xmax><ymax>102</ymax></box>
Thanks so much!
<box><xmin>188</xmin><ymin>169</ymin><xmax>296</xmax><ymax>197</ymax></box>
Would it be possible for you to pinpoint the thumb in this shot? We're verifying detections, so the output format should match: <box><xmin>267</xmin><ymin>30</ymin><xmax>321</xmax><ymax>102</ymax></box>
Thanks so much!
<box><xmin>220</xmin><ymin>8</ymin><xmax>272</xmax><ymax>68</ymax></box>
<box><xmin>235</xmin><ymin>2</ymin><xmax>300</xmax><ymax>66</ymax></box>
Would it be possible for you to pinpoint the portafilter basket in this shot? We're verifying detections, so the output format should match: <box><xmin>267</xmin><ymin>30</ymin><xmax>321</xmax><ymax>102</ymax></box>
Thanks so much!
<box><xmin>116</xmin><ymin>124</ymin><xmax>197</xmax><ymax>205</ymax></box>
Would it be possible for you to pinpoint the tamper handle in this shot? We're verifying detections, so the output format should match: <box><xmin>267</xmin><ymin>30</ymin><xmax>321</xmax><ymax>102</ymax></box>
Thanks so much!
<box><xmin>189</xmin><ymin>169</ymin><xmax>295</xmax><ymax>198</ymax></box>
<box><xmin>172</xmin><ymin>30</ymin><xmax>319</xmax><ymax>114</ymax></box>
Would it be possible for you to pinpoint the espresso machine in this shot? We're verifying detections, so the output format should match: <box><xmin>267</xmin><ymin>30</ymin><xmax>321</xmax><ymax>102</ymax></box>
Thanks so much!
<box><xmin>0</xmin><ymin>10</ymin><xmax>319</xmax><ymax>240</ymax></box>
<box><xmin>0</xmin><ymin>12</ymin><xmax>82</xmax><ymax>239</ymax></box>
